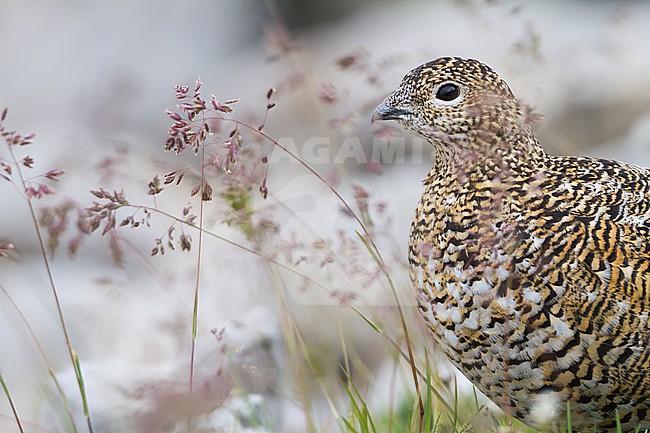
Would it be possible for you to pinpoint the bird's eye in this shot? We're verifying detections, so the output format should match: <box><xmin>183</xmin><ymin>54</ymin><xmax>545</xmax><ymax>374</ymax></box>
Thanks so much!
<box><xmin>436</xmin><ymin>83</ymin><xmax>460</xmax><ymax>102</ymax></box>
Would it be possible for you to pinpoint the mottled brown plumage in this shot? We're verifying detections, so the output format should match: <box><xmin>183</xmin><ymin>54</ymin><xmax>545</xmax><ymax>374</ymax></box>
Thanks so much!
<box><xmin>373</xmin><ymin>57</ymin><xmax>650</xmax><ymax>432</ymax></box>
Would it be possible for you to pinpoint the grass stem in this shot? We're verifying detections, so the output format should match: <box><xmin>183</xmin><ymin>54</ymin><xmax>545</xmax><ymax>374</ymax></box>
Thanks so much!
<box><xmin>0</xmin><ymin>372</ymin><xmax>25</xmax><ymax>433</ymax></box>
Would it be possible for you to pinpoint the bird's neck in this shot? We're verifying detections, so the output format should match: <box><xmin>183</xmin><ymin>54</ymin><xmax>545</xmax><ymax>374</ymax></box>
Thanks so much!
<box><xmin>424</xmin><ymin>126</ymin><xmax>546</xmax><ymax>186</ymax></box>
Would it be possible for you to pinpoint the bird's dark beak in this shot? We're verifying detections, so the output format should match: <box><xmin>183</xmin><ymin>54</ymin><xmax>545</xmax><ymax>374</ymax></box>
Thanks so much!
<box><xmin>371</xmin><ymin>100</ymin><xmax>411</xmax><ymax>124</ymax></box>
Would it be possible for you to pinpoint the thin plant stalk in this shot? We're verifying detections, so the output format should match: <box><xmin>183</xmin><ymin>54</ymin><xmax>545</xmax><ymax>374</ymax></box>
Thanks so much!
<box><xmin>0</xmin><ymin>372</ymin><xmax>25</xmax><ymax>433</ymax></box>
<box><xmin>337</xmin><ymin>315</ymin><xmax>352</xmax><ymax>387</ymax></box>
<box><xmin>187</xmin><ymin>136</ymin><xmax>207</xmax><ymax>433</ymax></box>
<box><xmin>6</xmin><ymin>144</ymin><xmax>94</xmax><ymax>433</ymax></box>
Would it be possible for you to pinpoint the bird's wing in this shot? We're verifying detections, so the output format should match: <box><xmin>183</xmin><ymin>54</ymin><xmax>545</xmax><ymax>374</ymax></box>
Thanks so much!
<box><xmin>521</xmin><ymin>156</ymin><xmax>650</xmax><ymax>379</ymax></box>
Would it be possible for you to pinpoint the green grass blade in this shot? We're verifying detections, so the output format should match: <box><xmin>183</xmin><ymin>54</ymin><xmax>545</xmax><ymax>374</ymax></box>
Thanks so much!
<box><xmin>340</xmin><ymin>373</ymin><xmax>378</xmax><ymax>433</ymax></box>
<box><xmin>72</xmin><ymin>350</ymin><xmax>93</xmax><ymax>433</ymax></box>
<box><xmin>0</xmin><ymin>372</ymin><xmax>25</xmax><ymax>433</ymax></box>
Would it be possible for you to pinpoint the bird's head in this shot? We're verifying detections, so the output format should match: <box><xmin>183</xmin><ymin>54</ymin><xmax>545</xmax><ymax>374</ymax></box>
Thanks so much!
<box><xmin>372</xmin><ymin>57</ymin><xmax>526</xmax><ymax>155</ymax></box>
